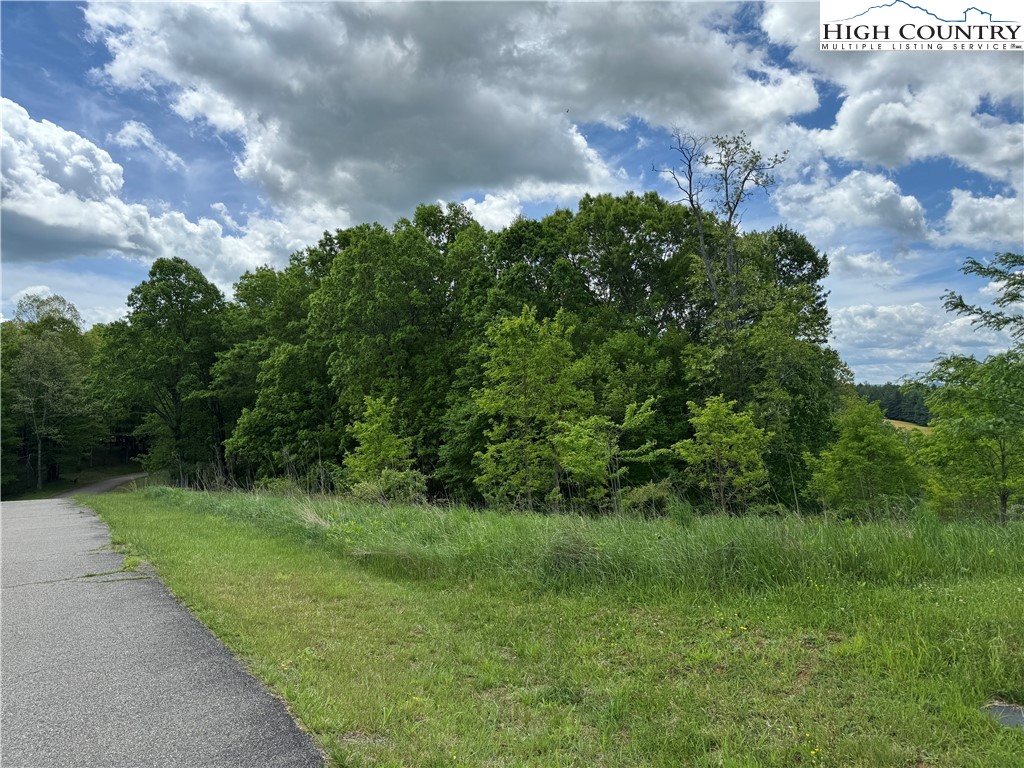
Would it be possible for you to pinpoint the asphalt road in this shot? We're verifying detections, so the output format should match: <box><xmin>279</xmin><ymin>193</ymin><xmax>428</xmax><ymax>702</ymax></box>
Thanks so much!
<box><xmin>55</xmin><ymin>473</ymin><xmax>148</xmax><ymax>497</ymax></box>
<box><xmin>1</xmin><ymin>497</ymin><xmax>324</xmax><ymax>767</ymax></box>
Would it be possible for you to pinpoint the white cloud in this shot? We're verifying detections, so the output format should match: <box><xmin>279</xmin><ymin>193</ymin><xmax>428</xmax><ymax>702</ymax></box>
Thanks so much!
<box><xmin>82</xmin><ymin>2</ymin><xmax>819</xmax><ymax>226</ymax></box>
<box><xmin>1</xmin><ymin>98</ymin><xmax>334</xmax><ymax>289</ymax></box>
<box><xmin>108</xmin><ymin>120</ymin><xmax>185</xmax><ymax>171</ymax></box>
<box><xmin>462</xmin><ymin>193</ymin><xmax>522</xmax><ymax>232</ymax></box>
<box><xmin>830</xmin><ymin>249</ymin><xmax>902</xmax><ymax>279</ymax></box>
<box><xmin>775</xmin><ymin>169</ymin><xmax>929</xmax><ymax>244</ymax></box>
<box><xmin>761</xmin><ymin>2</ymin><xmax>1023</xmax><ymax>192</ymax></box>
<box><xmin>939</xmin><ymin>190</ymin><xmax>1024</xmax><ymax>249</ymax></box>
<box><xmin>832</xmin><ymin>301</ymin><xmax>1012</xmax><ymax>381</ymax></box>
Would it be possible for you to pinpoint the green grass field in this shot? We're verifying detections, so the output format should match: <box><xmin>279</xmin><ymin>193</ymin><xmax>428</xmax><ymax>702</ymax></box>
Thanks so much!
<box><xmin>84</xmin><ymin>488</ymin><xmax>1024</xmax><ymax>767</ymax></box>
<box><xmin>884</xmin><ymin>419</ymin><xmax>933</xmax><ymax>435</ymax></box>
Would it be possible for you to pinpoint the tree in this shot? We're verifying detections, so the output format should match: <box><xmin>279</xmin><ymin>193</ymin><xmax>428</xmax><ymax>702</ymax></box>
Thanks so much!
<box><xmin>554</xmin><ymin>398</ymin><xmax>662</xmax><ymax>512</ymax></box>
<box><xmin>674</xmin><ymin>395</ymin><xmax>770</xmax><ymax>514</ymax></box>
<box><xmin>2</xmin><ymin>294</ymin><xmax>99</xmax><ymax>492</ymax></box>
<box><xmin>656</xmin><ymin>131</ymin><xmax>787</xmax><ymax>308</ymax></box>
<box><xmin>942</xmin><ymin>252</ymin><xmax>1023</xmax><ymax>340</ymax></box>
<box><xmin>805</xmin><ymin>394</ymin><xmax>921</xmax><ymax>517</ymax></box>
<box><xmin>345</xmin><ymin>396</ymin><xmax>414</xmax><ymax>483</ymax></box>
<box><xmin>922</xmin><ymin>351</ymin><xmax>1024</xmax><ymax>523</ymax></box>
<box><xmin>474</xmin><ymin>308</ymin><xmax>590</xmax><ymax>510</ymax></box>
<box><xmin>98</xmin><ymin>258</ymin><xmax>226</xmax><ymax>485</ymax></box>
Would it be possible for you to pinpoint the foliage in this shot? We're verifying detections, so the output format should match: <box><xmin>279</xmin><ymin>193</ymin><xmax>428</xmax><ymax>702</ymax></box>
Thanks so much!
<box><xmin>806</xmin><ymin>395</ymin><xmax>921</xmax><ymax>518</ymax></box>
<box><xmin>1</xmin><ymin>294</ymin><xmax>101</xmax><ymax>494</ymax></box>
<box><xmin>79</xmin><ymin>170</ymin><xmax>843</xmax><ymax>506</ymax></box>
<box><xmin>474</xmin><ymin>308</ymin><xmax>590</xmax><ymax>510</ymax></box>
<box><xmin>674</xmin><ymin>395</ymin><xmax>770</xmax><ymax>514</ymax></box>
<box><xmin>95</xmin><ymin>257</ymin><xmax>227</xmax><ymax>486</ymax></box>
<box><xmin>855</xmin><ymin>381</ymin><xmax>930</xmax><ymax>426</ymax></box>
<box><xmin>345</xmin><ymin>396</ymin><xmax>414</xmax><ymax>482</ymax></box>
<box><xmin>942</xmin><ymin>252</ymin><xmax>1023</xmax><ymax>340</ymax></box>
<box><xmin>351</xmin><ymin>469</ymin><xmax>428</xmax><ymax>506</ymax></box>
<box><xmin>921</xmin><ymin>350</ymin><xmax>1024</xmax><ymax>523</ymax></box>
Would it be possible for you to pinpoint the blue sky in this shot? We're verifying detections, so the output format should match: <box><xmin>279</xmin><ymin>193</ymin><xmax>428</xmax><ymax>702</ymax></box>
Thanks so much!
<box><xmin>2</xmin><ymin>1</ymin><xmax>1021</xmax><ymax>382</ymax></box>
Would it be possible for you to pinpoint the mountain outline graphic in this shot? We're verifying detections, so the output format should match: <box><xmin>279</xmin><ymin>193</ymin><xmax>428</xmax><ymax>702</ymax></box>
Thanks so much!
<box><xmin>829</xmin><ymin>1</ymin><xmax>1018</xmax><ymax>24</ymax></box>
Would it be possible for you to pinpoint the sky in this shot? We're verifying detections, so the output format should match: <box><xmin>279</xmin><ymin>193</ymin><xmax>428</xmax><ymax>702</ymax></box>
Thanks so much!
<box><xmin>1</xmin><ymin>1</ymin><xmax>1021</xmax><ymax>383</ymax></box>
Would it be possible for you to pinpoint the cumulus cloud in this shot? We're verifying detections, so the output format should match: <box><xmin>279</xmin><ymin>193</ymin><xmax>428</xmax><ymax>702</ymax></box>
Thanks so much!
<box><xmin>939</xmin><ymin>190</ymin><xmax>1024</xmax><ymax>249</ymax></box>
<box><xmin>775</xmin><ymin>169</ymin><xmax>929</xmax><ymax>243</ymax></box>
<box><xmin>1</xmin><ymin>98</ymin><xmax>330</xmax><ymax>286</ymax></box>
<box><xmin>830</xmin><ymin>248</ymin><xmax>902</xmax><ymax>279</ymax></box>
<box><xmin>462</xmin><ymin>193</ymin><xmax>523</xmax><ymax>232</ymax></box>
<box><xmin>81</xmin><ymin>2</ymin><xmax>817</xmax><ymax>225</ymax></box>
<box><xmin>108</xmin><ymin>120</ymin><xmax>185</xmax><ymax>170</ymax></box>
<box><xmin>761</xmin><ymin>2</ymin><xmax>1023</xmax><ymax>191</ymax></box>
<box><xmin>832</xmin><ymin>302</ymin><xmax>1012</xmax><ymax>381</ymax></box>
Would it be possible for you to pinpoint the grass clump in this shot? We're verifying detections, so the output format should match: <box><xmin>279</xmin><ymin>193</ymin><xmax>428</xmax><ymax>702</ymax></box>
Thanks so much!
<box><xmin>86</xmin><ymin>487</ymin><xmax>1024</xmax><ymax>767</ymax></box>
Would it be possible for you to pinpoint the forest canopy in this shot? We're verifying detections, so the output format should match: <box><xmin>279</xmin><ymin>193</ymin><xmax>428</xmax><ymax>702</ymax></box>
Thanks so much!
<box><xmin>3</xmin><ymin>141</ymin><xmax>1020</xmax><ymax>520</ymax></box>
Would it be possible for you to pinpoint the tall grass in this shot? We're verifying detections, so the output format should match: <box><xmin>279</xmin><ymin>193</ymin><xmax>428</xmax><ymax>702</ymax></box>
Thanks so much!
<box><xmin>136</xmin><ymin>486</ymin><xmax>1024</xmax><ymax>592</ymax></box>
<box><xmin>91</xmin><ymin>487</ymin><xmax>1024</xmax><ymax>767</ymax></box>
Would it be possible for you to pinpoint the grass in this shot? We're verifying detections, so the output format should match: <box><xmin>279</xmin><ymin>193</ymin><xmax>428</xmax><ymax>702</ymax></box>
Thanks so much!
<box><xmin>885</xmin><ymin>419</ymin><xmax>934</xmax><ymax>435</ymax></box>
<box><xmin>85</xmin><ymin>488</ymin><xmax>1024</xmax><ymax>767</ymax></box>
<box><xmin>4</xmin><ymin>461</ymin><xmax>143</xmax><ymax>500</ymax></box>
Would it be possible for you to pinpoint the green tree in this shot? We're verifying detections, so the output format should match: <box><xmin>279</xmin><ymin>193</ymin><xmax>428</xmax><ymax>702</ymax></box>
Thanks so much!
<box><xmin>674</xmin><ymin>395</ymin><xmax>770</xmax><ymax>514</ymax></box>
<box><xmin>922</xmin><ymin>351</ymin><xmax>1024</xmax><ymax>523</ymax></box>
<box><xmin>218</xmin><ymin>240</ymin><xmax>337</xmax><ymax>480</ymax></box>
<box><xmin>475</xmin><ymin>308</ymin><xmax>590</xmax><ymax>510</ymax></box>
<box><xmin>345</xmin><ymin>396</ymin><xmax>414</xmax><ymax>483</ymax></box>
<box><xmin>2</xmin><ymin>295</ymin><xmax>99</xmax><ymax>491</ymax></box>
<box><xmin>942</xmin><ymin>252</ymin><xmax>1023</xmax><ymax>340</ymax></box>
<box><xmin>554</xmin><ymin>398</ymin><xmax>662</xmax><ymax>512</ymax></box>
<box><xmin>806</xmin><ymin>395</ymin><xmax>921</xmax><ymax>517</ymax></box>
<box><xmin>98</xmin><ymin>258</ymin><xmax>226</xmax><ymax>485</ymax></box>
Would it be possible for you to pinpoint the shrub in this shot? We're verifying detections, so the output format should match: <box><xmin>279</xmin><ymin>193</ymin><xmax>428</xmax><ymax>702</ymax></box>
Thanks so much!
<box><xmin>351</xmin><ymin>469</ymin><xmax>427</xmax><ymax>506</ymax></box>
<box><xmin>621</xmin><ymin>480</ymin><xmax>674</xmax><ymax>518</ymax></box>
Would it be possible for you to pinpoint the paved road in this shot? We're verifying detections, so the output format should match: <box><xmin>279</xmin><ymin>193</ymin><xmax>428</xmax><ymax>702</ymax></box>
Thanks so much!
<box><xmin>55</xmin><ymin>473</ymin><xmax>148</xmax><ymax>497</ymax></box>
<box><xmin>1</xmin><ymin>498</ymin><xmax>324</xmax><ymax>767</ymax></box>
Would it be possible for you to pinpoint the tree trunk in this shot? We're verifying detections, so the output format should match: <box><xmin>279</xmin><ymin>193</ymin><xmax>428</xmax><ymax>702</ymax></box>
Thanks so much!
<box><xmin>999</xmin><ymin>489</ymin><xmax>1009</xmax><ymax>526</ymax></box>
<box><xmin>36</xmin><ymin>434</ymin><xmax>43</xmax><ymax>491</ymax></box>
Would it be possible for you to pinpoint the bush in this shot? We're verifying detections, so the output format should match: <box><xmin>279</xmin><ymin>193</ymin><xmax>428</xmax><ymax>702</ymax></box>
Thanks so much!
<box><xmin>351</xmin><ymin>469</ymin><xmax>427</xmax><ymax>505</ymax></box>
<box><xmin>621</xmin><ymin>480</ymin><xmax>674</xmax><ymax>518</ymax></box>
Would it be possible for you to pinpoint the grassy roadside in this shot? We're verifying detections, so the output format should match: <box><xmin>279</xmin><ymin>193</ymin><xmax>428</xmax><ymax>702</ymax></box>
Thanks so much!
<box><xmin>85</xmin><ymin>488</ymin><xmax>1024</xmax><ymax>767</ymax></box>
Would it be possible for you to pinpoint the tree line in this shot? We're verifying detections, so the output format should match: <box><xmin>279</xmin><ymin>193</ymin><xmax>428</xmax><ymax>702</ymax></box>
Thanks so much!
<box><xmin>2</xmin><ymin>138</ymin><xmax>1020</xmax><ymax>521</ymax></box>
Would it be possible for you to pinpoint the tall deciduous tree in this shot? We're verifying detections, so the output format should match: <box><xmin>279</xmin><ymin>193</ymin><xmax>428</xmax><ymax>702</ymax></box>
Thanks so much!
<box><xmin>2</xmin><ymin>295</ymin><xmax>99</xmax><ymax>491</ymax></box>
<box><xmin>98</xmin><ymin>258</ymin><xmax>226</xmax><ymax>485</ymax></box>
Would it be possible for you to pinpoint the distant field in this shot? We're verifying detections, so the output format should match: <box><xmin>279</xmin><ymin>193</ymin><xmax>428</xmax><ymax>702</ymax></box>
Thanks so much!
<box><xmin>885</xmin><ymin>418</ymin><xmax>933</xmax><ymax>435</ymax></box>
<box><xmin>86</xmin><ymin>489</ymin><xmax>1024</xmax><ymax>767</ymax></box>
